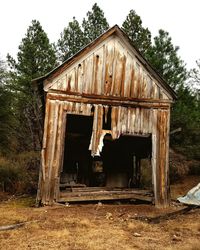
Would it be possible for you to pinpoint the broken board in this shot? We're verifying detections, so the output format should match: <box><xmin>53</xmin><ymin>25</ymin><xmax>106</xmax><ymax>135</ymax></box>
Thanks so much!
<box><xmin>58</xmin><ymin>188</ymin><xmax>152</xmax><ymax>203</ymax></box>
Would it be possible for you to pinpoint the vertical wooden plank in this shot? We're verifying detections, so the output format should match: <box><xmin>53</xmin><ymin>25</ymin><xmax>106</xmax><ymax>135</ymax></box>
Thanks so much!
<box><xmin>111</xmin><ymin>106</ymin><xmax>119</xmax><ymax>139</ymax></box>
<box><xmin>142</xmin><ymin>109</ymin><xmax>149</xmax><ymax>134</ymax></box>
<box><xmin>140</xmin><ymin>69</ymin><xmax>145</xmax><ymax>99</ymax></box>
<box><xmin>74</xmin><ymin>68</ymin><xmax>78</xmax><ymax>92</ymax></box>
<box><xmin>153</xmin><ymin>109</ymin><xmax>170</xmax><ymax>208</ymax></box>
<box><xmin>53</xmin><ymin>102</ymin><xmax>64</xmax><ymax>201</ymax></box>
<box><xmin>59</xmin><ymin>111</ymin><xmax>67</xmax><ymax>174</ymax></box>
<box><xmin>40</xmin><ymin>100</ymin><xmax>53</xmax><ymax>203</ymax></box>
<box><xmin>119</xmin><ymin>55</ymin><xmax>126</xmax><ymax>97</ymax></box>
<box><xmin>126</xmin><ymin>107</ymin><xmax>131</xmax><ymax>133</ymax></box>
<box><xmin>47</xmin><ymin>100</ymin><xmax>59</xmax><ymax>203</ymax></box>
<box><xmin>36</xmin><ymin>97</ymin><xmax>50</xmax><ymax>204</ymax></box>
<box><xmin>165</xmin><ymin>108</ymin><xmax>170</xmax><ymax>204</ymax></box>
<box><xmin>116</xmin><ymin>106</ymin><xmax>122</xmax><ymax>135</ymax></box>
<box><xmin>78</xmin><ymin>62</ymin><xmax>84</xmax><ymax>94</ymax></box>
<box><xmin>111</xmin><ymin>40</ymin><xmax>117</xmax><ymax>96</ymax></box>
<box><xmin>148</xmin><ymin>108</ymin><xmax>153</xmax><ymax>133</ymax></box>
<box><xmin>121</xmin><ymin>107</ymin><xmax>127</xmax><ymax>134</ymax></box>
<box><xmin>140</xmin><ymin>108</ymin><xmax>143</xmax><ymax>134</ymax></box>
<box><xmin>92</xmin><ymin>47</ymin><xmax>104</xmax><ymax>95</ymax></box>
<box><xmin>101</xmin><ymin>44</ymin><xmax>106</xmax><ymax>95</ymax></box>
<box><xmin>89</xmin><ymin>105</ymin><xmax>103</xmax><ymax>156</ymax></box>
<box><xmin>151</xmin><ymin>109</ymin><xmax>158</xmax><ymax>206</ymax></box>
<box><xmin>158</xmin><ymin>109</ymin><xmax>170</xmax><ymax>207</ymax></box>
<box><xmin>136</xmin><ymin>63</ymin><xmax>141</xmax><ymax>99</ymax></box>
<box><xmin>134</xmin><ymin>107</ymin><xmax>140</xmax><ymax>134</ymax></box>
<box><xmin>43</xmin><ymin>100</ymin><xmax>55</xmax><ymax>204</ymax></box>
<box><xmin>86</xmin><ymin>56</ymin><xmax>94</xmax><ymax>94</ymax></box>
<box><xmin>104</xmin><ymin>41</ymin><xmax>115</xmax><ymax>96</ymax></box>
<box><xmin>146</xmin><ymin>75</ymin><xmax>151</xmax><ymax>98</ymax></box>
<box><xmin>130</xmin><ymin>108</ymin><xmax>136</xmax><ymax>134</ymax></box>
<box><xmin>68</xmin><ymin>70</ymin><xmax>75</xmax><ymax>92</ymax></box>
<box><xmin>130</xmin><ymin>65</ymin><xmax>135</xmax><ymax>98</ymax></box>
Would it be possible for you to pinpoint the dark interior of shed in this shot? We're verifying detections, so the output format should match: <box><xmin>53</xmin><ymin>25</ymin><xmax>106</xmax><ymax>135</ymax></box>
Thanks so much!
<box><xmin>60</xmin><ymin>114</ymin><xmax>152</xmax><ymax>191</ymax></box>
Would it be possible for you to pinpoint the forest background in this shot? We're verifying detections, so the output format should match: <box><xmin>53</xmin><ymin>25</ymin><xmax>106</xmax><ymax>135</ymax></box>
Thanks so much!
<box><xmin>0</xmin><ymin>3</ymin><xmax>199</xmax><ymax>193</ymax></box>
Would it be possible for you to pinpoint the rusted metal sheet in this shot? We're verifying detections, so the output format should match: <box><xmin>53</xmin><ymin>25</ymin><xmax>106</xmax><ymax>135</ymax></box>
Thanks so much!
<box><xmin>44</xmin><ymin>36</ymin><xmax>172</xmax><ymax>101</ymax></box>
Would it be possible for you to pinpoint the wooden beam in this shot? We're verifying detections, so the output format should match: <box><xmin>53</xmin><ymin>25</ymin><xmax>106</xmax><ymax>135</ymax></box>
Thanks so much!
<box><xmin>48</xmin><ymin>89</ymin><xmax>173</xmax><ymax>104</ymax></box>
<box><xmin>47</xmin><ymin>92</ymin><xmax>171</xmax><ymax>109</ymax></box>
<box><xmin>59</xmin><ymin>189</ymin><xmax>152</xmax><ymax>202</ymax></box>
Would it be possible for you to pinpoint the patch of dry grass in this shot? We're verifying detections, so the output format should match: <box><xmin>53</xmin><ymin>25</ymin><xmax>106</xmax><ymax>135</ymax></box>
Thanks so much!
<box><xmin>0</xmin><ymin>177</ymin><xmax>200</xmax><ymax>250</ymax></box>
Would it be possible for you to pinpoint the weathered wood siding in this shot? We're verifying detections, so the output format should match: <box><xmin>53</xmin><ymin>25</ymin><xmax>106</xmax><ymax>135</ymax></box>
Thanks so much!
<box><xmin>37</xmin><ymin>27</ymin><xmax>173</xmax><ymax>208</ymax></box>
<box><xmin>37</xmin><ymin>93</ymin><xmax>170</xmax><ymax>207</ymax></box>
<box><xmin>44</xmin><ymin>36</ymin><xmax>171</xmax><ymax>101</ymax></box>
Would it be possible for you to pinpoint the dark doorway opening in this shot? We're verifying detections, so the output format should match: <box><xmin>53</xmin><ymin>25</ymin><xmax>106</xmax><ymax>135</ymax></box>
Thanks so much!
<box><xmin>61</xmin><ymin>114</ymin><xmax>93</xmax><ymax>188</ymax></box>
<box><xmin>61</xmin><ymin>114</ymin><xmax>152</xmax><ymax>192</ymax></box>
<box><xmin>101</xmin><ymin>134</ymin><xmax>152</xmax><ymax>189</ymax></box>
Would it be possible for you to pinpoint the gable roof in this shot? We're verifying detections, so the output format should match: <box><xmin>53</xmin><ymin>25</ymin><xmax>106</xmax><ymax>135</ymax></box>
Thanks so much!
<box><xmin>33</xmin><ymin>25</ymin><xmax>177</xmax><ymax>100</ymax></box>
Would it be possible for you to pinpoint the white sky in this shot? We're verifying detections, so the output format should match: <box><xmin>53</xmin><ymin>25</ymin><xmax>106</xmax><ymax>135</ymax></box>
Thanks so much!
<box><xmin>1</xmin><ymin>0</ymin><xmax>200</xmax><ymax>69</ymax></box>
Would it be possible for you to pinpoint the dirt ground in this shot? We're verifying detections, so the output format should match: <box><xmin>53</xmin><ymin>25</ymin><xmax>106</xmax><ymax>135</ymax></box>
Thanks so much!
<box><xmin>0</xmin><ymin>176</ymin><xmax>199</xmax><ymax>250</ymax></box>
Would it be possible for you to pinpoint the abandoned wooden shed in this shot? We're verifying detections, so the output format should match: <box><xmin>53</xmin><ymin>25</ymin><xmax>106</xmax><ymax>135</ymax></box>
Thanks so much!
<box><xmin>33</xmin><ymin>25</ymin><xmax>176</xmax><ymax>208</ymax></box>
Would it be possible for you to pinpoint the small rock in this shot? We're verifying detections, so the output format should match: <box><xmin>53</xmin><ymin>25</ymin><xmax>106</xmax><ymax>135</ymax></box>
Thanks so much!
<box><xmin>133</xmin><ymin>232</ymin><xmax>142</xmax><ymax>237</ymax></box>
<box><xmin>172</xmin><ymin>234</ymin><xmax>181</xmax><ymax>242</ymax></box>
<box><xmin>106</xmin><ymin>212</ymin><xmax>113</xmax><ymax>220</ymax></box>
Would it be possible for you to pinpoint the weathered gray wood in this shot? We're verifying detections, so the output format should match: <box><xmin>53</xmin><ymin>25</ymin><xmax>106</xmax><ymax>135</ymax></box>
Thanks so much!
<box><xmin>155</xmin><ymin>109</ymin><xmax>170</xmax><ymax>207</ymax></box>
<box><xmin>0</xmin><ymin>223</ymin><xmax>25</xmax><ymax>231</ymax></box>
<box><xmin>59</xmin><ymin>189</ymin><xmax>152</xmax><ymax>203</ymax></box>
<box><xmin>36</xmin><ymin>26</ymin><xmax>174</xmax><ymax>207</ymax></box>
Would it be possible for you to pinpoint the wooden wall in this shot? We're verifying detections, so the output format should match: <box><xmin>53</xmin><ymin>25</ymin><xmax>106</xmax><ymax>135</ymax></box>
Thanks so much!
<box><xmin>37</xmin><ymin>30</ymin><xmax>173</xmax><ymax>208</ymax></box>
<box><xmin>37</xmin><ymin>93</ymin><xmax>170</xmax><ymax>207</ymax></box>
<box><xmin>44</xmin><ymin>35</ymin><xmax>172</xmax><ymax>101</ymax></box>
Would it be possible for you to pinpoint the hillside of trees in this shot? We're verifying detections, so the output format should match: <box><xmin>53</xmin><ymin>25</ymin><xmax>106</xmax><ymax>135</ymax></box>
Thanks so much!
<box><xmin>0</xmin><ymin>3</ymin><xmax>199</xmax><ymax>193</ymax></box>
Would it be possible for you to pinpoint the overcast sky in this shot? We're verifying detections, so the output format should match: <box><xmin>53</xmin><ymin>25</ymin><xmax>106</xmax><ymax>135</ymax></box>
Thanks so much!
<box><xmin>1</xmin><ymin>0</ymin><xmax>200</xmax><ymax>69</ymax></box>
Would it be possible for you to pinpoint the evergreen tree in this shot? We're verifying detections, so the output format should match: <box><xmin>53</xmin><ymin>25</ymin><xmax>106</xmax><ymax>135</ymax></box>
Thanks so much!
<box><xmin>189</xmin><ymin>59</ymin><xmax>200</xmax><ymax>91</ymax></box>
<box><xmin>146</xmin><ymin>31</ymin><xmax>199</xmax><ymax>158</ymax></box>
<box><xmin>171</xmin><ymin>85</ymin><xmax>200</xmax><ymax>159</ymax></box>
<box><xmin>122</xmin><ymin>10</ymin><xmax>152</xmax><ymax>56</ymax></box>
<box><xmin>82</xmin><ymin>3</ymin><xmax>109</xmax><ymax>43</ymax></box>
<box><xmin>0</xmin><ymin>59</ymin><xmax>17</xmax><ymax>154</ymax></box>
<box><xmin>146</xmin><ymin>30</ymin><xmax>187</xmax><ymax>89</ymax></box>
<box><xmin>7</xmin><ymin>20</ymin><xmax>57</xmax><ymax>151</ymax></box>
<box><xmin>57</xmin><ymin>17</ymin><xmax>86</xmax><ymax>62</ymax></box>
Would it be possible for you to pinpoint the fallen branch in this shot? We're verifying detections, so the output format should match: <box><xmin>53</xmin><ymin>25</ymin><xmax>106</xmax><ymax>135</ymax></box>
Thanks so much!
<box><xmin>0</xmin><ymin>220</ymin><xmax>39</xmax><ymax>231</ymax></box>
<box><xmin>132</xmin><ymin>205</ymin><xmax>199</xmax><ymax>224</ymax></box>
<box><xmin>0</xmin><ymin>222</ymin><xmax>25</xmax><ymax>231</ymax></box>
<box><xmin>170</xmin><ymin>127</ymin><xmax>182</xmax><ymax>135</ymax></box>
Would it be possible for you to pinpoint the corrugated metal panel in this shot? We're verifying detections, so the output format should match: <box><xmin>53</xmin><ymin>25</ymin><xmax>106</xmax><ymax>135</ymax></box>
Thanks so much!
<box><xmin>178</xmin><ymin>183</ymin><xmax>200</xmax><ymax>206</ymax></box>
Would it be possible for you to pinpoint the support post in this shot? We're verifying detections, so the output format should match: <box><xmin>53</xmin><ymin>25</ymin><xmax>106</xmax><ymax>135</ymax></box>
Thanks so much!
<box><xmin>152</xmin><ymin>109</ymin><xmax>170</xmax><ymax>208</ymax></box>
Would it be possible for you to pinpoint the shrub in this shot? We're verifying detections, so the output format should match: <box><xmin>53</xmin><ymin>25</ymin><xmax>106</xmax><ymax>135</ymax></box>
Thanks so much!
<box><xmin>0</xmin><ymin>157</ymin><xmax>22</xmax><ymax>192</ymax></box>
<box><xmin>0</xmin><ymin>151</ymin><xmax>40</xmax><ymax>194</ymax></box>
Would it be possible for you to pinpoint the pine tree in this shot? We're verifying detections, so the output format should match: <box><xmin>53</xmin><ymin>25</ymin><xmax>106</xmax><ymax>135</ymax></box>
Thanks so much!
<box><xmin>57</xmin><ymin>17</ymin><xmax>86</xmax><ymax>62</ymax></box>
<box><xmin>190</xmin><ymin>59</ymin><xmax>200</xmax><ymax>91</ymax></box>
<box><xmin>0</xmin><ymin>59</ymin><xmax>17</xmax><ymax>154</ymax></box>
<box><xmin>122</xmin><ymin>10</ymin><xmax>152</xmax><ymax>56</ymax></box>
<box><xmin>82</xmin><ymin>3</ymin><xmax>109</xmax><ymax>43</ymax></box>
<box><xmin>146</xmin><ymin>30</ymin><xmax>200</xmax><ymax>158</ymax></box>
<box><xmin>146</xmin><ymin>30</ymin><xmax>187</xmax><ymax>89</ymax></box>
<box><xmin>7</xmin><ymin>20</ymin><xmax>57</xmax><ymax>84</ymax></box>
<box><xmin>7</xmin><ymin>20</ymin><xmax>57</xmax><ymax>151</ymax></box>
